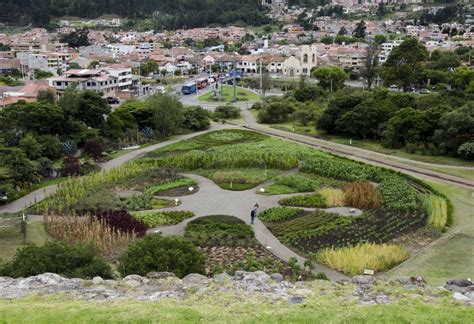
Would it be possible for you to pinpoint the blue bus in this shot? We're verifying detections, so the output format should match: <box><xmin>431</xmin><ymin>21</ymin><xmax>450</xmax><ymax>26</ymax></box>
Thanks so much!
<box><xmin>181</xmin><ymin>82</ymin><xmax>197</xmax><ymax>95</ymax></box>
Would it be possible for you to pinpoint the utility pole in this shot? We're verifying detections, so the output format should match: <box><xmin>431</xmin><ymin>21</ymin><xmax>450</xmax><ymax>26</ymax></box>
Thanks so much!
<box><xmin>232</xmin><ymin>54</ymin><xmax>237</xmax><ymax>102</ymax></box>
<box><xmin>259</xmin><ymin>58</ymin><xmax>263</xmax><ymax>97</ymax></box>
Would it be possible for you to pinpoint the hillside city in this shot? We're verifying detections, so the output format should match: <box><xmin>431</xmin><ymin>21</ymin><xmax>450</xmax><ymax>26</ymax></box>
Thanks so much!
<box><xmin>0</xmin><ymin>0</ymin><xmax>473</xmax><ymax>322</ymax></box>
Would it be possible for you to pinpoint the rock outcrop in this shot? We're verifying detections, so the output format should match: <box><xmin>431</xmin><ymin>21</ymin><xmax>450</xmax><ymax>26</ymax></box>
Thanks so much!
<box><xmin>0</xmin><ymin>273</ymin><xmax>473</xmax><ymax>306</ymax></box>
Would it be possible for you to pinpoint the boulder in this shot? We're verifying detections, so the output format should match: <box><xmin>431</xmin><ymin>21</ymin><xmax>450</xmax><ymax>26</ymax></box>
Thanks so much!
<box><xmin>270</xmin><ymin>273</ymin><xmax>284</xmax><ymax>283</ymax></box>
<box><xmin>410</xmin><ymin>276</ymin><xmax>426</xmax><ymax>285</ymax></box>
<box><xmin>182</xmin><ymin>274</ymin><xmax>210</xmax><ymax>286</ymax></box>
<box><xmin>288</xmin><ymin>296</ymin><xmax>305</xmax><ymax>304</ymax></box>
<box><xmin>123</xmin><ymin>275</ymin><xmax>149</xmax><ymax>287</ymax></box>
<box><xmin>92</xmin><ymin>277</ymin><xmax>104</xmax><ymax>285</ymax></box>
<box><xmin>352</xmin><ymin>275</ymin><xmax>374</xmax><ymax>285</ymax></box>
<box><xmin>445</xmin><ymin>285</ymin><xmax>468</xmax><ymax>294</ymax></box>
<box><xmin>453</xmin><ymin>292</ymin><xmax>471</xmax><ymax>302</ymax></box>
<box><xmin>18</xmin><ymin>273</ymin><xmax>67</xmax><ymax>288</ymax></box>
<box><xmin>397</xmin><ymin>277</ymin><xmax>411</xmax><ymax>285</ymax></box>
<box><xmin>214</xmin><ymin>273</ymin><xmax>231</xmax><ymax>284</ymax></box>
<box><xmin>146</xmin><ymin>272</ymin><xmax>176</xmax><ymax>280</ymax></box>
<box><xmin>446</xmin><ymin>279</ymin><xmax>472</xmax><ymax>287</ymax></box>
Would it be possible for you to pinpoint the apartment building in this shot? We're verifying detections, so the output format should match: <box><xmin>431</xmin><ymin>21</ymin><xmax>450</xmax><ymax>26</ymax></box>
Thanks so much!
<box><xmin>49</xmin><ymin>69</ymin><xmax>118</xmax><ymax>96</ymax></box>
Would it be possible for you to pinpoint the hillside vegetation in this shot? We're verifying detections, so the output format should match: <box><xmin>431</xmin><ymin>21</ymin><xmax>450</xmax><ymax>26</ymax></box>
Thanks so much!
<box><xmin>0</xmin><ymin>0</ymin><xmax>270</xmax><ymax>29</ymax></box>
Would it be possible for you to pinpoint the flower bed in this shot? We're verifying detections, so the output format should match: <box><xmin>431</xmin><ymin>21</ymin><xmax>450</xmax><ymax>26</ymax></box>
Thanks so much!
<box><xmin>130</xmin><ymin>210</ymin><xmax>194</xmax><ymax>227</ymax></box>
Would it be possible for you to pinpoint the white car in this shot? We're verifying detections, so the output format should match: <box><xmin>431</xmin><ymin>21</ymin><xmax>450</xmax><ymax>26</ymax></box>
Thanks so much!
<box><xmin>156</xmin><ymin>85</ymin><xmax>166</xmax><ymax>94</ymax></box>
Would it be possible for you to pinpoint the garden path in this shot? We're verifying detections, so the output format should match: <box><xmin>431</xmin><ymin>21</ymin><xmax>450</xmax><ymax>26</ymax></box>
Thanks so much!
<box><xmin>149</xmin><ymin>173</ymin><xmax>350</xmax><ymax>281</ymax></box>
<box><xmin>0</xmin><ymin>123</ymin><xmax>233</xmax><ymax>214</ymax></box>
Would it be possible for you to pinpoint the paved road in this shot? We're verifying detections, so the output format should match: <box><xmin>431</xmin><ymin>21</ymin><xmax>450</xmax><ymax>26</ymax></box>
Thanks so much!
<box><xmin>149</xmin><ymin>173</ymin><xmax>349</xmax><ymax>281</ymax></box>
<box><xmin>0</xmin><ymin>123</ymin><xmax>230</xmax><ymax>214</ymax></box>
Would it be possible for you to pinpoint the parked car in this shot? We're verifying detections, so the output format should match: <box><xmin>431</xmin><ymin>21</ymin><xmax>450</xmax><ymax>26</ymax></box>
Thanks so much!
<box><xmin>107</xmin><ymin>97</ymin><xmax>120</xmax><ymax>104</ymax></box>
<box><xmin>156</xmin><ymin>85</ymin><xmax>166</xmax><ymax>94</ymax></box>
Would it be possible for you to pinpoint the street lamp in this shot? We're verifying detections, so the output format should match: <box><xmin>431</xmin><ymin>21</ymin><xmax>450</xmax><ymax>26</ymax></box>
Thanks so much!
<box><xmin>174</xmin><ymin>198</ymin><xmax>180</xmax><ymax>206</ymax></box>
<box><xmin>188</xmin><ymin>186</ymin><xmax>194</xmax><ymax>192</ymax></box>
<box><xmin>259</xmin><ymin>188</ymin><xmax>266</xmax><ymax>193</ymax></box>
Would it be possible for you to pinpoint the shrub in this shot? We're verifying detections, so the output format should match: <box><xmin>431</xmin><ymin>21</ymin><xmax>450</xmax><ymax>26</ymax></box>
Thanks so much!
<box><xmin>61</xmin><ymin>155</ymin><xmax>81</xmax><ymax>176</ymax></box>
<box><xmin>0</xmin><ymin>241</ymin><xmax>113</xmax><ymax>279</ymax></box>
<box><xmin>314</xmin><ymin>243</ymin><xmax>409</xmax><ymax>276</ymax></box>
<box><xmin>259</xmin><ymin>207</ymin><xmax>304</xmax><ymax>222</ymax></box>
<box><xmin>97</xmin><ymin>209</ymin><xmax>147</xmax><ymax>237</ymax></box>
<box><xmin>213</xmin><ymin>105</ymin><xmax>241</xmax><ymax>119</ymax></box>
<box><xmin>343</xmin><ymin>181</ymin><xmax>381</xmax><ymax>210</ymax></box>
<box><xmin>421</xmin><ymin>194</ymin><xmax>448</xmax><ymax>230</ymax></box>
<box><xmin>184</xmin><ymin>215</ymin><xmax>254</xmax><ymax>246</ymax></box>
<box><xmin>279</xmin><ymin>193</ymin><xmax>326</xmax><ymax>208</ymax></box>
<box><xmin>320</xmin><ymin>188</ymin><xmax>345</xmax><ymax>207</ymax></box>
<box><xmin>182</xmin><ymin>106</ymin><xmax>210</xmax><ymax>131</ymax></box>
<box><xmin>83</xmin><ymin>140</ymin><xmax>103</xmax><ymax>160</ymax></box>
<box><xmin>118</xmin><ymin>235</ymin><xmax>205</xmax><ymax>278</ymax></box>
<box><xmin>130</xmin><ymin>210</ymin><xmax>194</xmax><ymax>227</ymax></box>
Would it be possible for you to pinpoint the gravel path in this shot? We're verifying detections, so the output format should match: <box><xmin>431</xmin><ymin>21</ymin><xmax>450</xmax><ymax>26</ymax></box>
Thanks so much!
<box><xmin>148</xmin><ymin>173</ymin><xmax>350</xmax><ymax>281</ymax></box>
<box><xmin>0</xmin><ymin>123</ymin><xmax>230</xmax><ymax>214</ymax></box>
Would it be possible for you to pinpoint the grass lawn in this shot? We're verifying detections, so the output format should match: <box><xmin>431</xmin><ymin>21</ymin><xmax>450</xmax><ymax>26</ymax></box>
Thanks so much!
<box><xmin>0</xmin><ymin>220</ymin><xmax>50</xmax><ymax>263</ymax></box>
<box><xmin>0</xmin><ymin>291</ymin><xmax>473</xmax><ymax>323</ymax></box>
<box><xmin>386</xmin><ymin>180</ymin><xmax>474</xmax><ymax>285</ymax></box>
<box><xmin>198</xmin><ymin>85</ymin><xmax>260</xmax><ymax>102</ymax></box>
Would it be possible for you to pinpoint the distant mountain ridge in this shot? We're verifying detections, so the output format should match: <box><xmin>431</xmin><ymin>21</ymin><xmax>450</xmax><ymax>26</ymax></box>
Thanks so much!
<box><xmin>0</xmin><ymin>0</ymin><xmax>270</xmax><ymax>29</ymax></box>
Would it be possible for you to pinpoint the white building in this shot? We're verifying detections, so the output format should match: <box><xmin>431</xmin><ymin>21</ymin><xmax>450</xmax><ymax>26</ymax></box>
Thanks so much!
<box><xmin>102</xmin><ymin>65</ymin><xmax>133</xmax><ymax>91</ymax></box>
<box><xmin>49</xmin><ymin>69</ymin><xmax>118</xmax><ymax>96</ymax></box>
<box><xmin>106</xmin><ymin>44</ymin><xmax>136</xmax><ymax>57</ymax></box>
<box><xmin>17</xmin><ymin>51</ymin><xmax>73</xmax><ymax>76</ymax></box>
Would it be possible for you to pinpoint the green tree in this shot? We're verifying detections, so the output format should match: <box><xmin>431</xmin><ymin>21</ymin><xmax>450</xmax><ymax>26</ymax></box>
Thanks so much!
<box><xmin>145</xmin><ymin>94</ymin><xmax>184</xmax><ymax>137</ymax></box>
<box><xmin>360</xmin><ymin>45</ymin><xmax>380</xmax><ymax>90</ymax></box>
<box><xmin>452</xmin><ymin>66</ymin><xmax>474</xmax><ymax>91</ymax></box>
<box><xmin>0</xmin><ymin>147</ymin><xmax>39</xmax><ymax>184</ymax></box>
<box><xmin>337</xmin><ymin>26</ymin><xmax>347</xmax><ymax>36</ymax></box>
<box><xmin>182</xmin><ymin>106</ymin><xmax>210</xmax><ymax>130</ymax></box>
<box><xmin>312</xmin><ymin>66</ymin><xmax>348</xmax><ymax>92</ymax></box>
<box><xmin>34</xmin><ymin>70</ymin><xmax>53</xmax><ymax>79</ymax></box>
<box><xmin>374</xmin><ymin>34</ymin><xmax>387</xmax><ymax>45</ymax></box>
<box><xmin>60</xmin><ymin>28</ymin><xmax>90</xmax><ymax>48</ymax></box>
<box><xmin>376</xmin><ymin>2</ymin><xmax>388</xmax><ymax>17</ymax></box>
<box><xmin>433</xmin><ymin>103</ymin><xmax>474</xmax><ymax>156</ymax></box>
<box><xmin>37</xmin><ymin>88</ymin><xmax>56</xmax><ymax>104</ymax></box>
<box><xmin>19</xmin><ymin>133</ymin><xmax>43</xmax><ymax>160</ymax></box>
<box><xmin>88</xmin><ymin>60</ymin><xmax>101</xmax><ymax>69</ymax></box>
<box><xmin>58</xmin><ymin>89</ymin><xmax>111</xmax><ymax>129</ymax></box>
<box><xmin>382</xmin><ymin>38</ymin><xmax>429</xmax><ymax>91</ymax></box>
<box><xmin>382</xmin><ymin>108</ymin><xmax>430</xmax><ymax>148</ymax></box>
<box><xmin>352</xmin><ymin>20</ymin><xmax>367</xmax><ymax>39</ymax></box>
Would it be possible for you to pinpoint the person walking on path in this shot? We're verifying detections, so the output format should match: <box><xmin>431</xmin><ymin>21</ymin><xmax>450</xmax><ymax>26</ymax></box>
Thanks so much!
<box><xmin>250</xmin><ymin>203</ymin><xmax>259</xmax><ymax>225</ymax></box>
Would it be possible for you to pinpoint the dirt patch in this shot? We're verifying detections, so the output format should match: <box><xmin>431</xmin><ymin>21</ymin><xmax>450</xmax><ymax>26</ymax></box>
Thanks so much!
<box><xmin>199</xmin><ymin>244</ymin><xmax>286</xmax><ymax>275</ymax></box>
<box><xmin>156</xmin><ymin>185</ymin><xmax>200</xmax><ymax>197</ymax></box>
<box><xmin>390</xmin><ymin>227</ymin><xmax>441</xmax><ymax>255</ymax></box>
